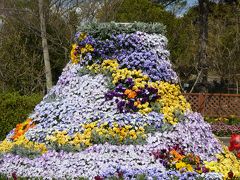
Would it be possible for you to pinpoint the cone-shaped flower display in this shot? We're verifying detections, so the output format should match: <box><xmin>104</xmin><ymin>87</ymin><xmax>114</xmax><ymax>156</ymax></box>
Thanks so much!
<box><xmin>0</xmin><ymin>23</ymin><xmax>239</xmax><ymax>179</ymax></box>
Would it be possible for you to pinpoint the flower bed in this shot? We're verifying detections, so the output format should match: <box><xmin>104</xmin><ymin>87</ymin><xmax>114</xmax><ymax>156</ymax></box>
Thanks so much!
<box><xmin>0</xmin><ymin>22</ymin><xmax>240</xmax><ymax>179</ymax></box>
<box><xmin>206</xmin><ymin>117</ymin><xmax>240</xmax><ymax>137</ymax></box>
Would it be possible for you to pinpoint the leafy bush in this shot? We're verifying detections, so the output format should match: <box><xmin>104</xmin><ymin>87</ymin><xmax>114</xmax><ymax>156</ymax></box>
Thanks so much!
<box><xmin>0</xmin><ymin>92</ymin><xmax>42</xmax><ymax>140</ymax></box>
<box><xmin>227</xmin><ymin>116</ymin><xmax>240</xmax><ymax>125</ymax></box>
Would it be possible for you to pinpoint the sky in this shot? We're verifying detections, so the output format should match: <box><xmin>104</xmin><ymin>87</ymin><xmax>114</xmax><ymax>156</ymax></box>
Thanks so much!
<box><xmin>176</xmin><ymin>0</ymin><xmax>198</xmax><ymax>16</ymax></box>
<box><xmin>187</xmin><ymin>0</ymin><xmax>198</xmax><ymax>6</ymax></box>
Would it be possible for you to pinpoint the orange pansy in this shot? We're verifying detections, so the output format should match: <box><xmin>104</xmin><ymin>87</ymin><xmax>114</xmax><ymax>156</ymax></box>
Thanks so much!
<box><xmin>11</xmin><ymin>118</ymin><xmax>35</xmax><ymax>140</ymax></box>
<box><xmin>124</xmin><ymin>89</ymin><xmax>137</xmax><ymax>99</ymax></box>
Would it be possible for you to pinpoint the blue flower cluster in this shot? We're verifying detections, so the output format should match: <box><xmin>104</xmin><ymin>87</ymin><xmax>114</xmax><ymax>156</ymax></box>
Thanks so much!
<box><xmin>96</xmin><ymin>111</ymin><xmax>164</xmax><ymax>129</ymax></box>
<box><xmin>118</xmin><ymin>51</ymin><xmax>176</xmax><ymax>82</ymax></box>
<box><xmin>75</xmin><ymin>31</ymin><xmax>178</xmax><ymax>83</ymax></box>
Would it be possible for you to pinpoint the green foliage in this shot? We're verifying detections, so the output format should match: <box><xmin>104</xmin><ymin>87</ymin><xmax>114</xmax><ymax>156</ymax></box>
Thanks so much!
<box><xmin>136</xmin><ymin>174</ymin><xmax>148</xmax><ymax>180</ymax></box>
<box><xmin>228</xmin><ymin>116</ymin><xmax>240</xmax><ymax>125</ymax></box>
<box><xmin>78</xmin><ymin>21</ymin><xmax>166</xmax><ymax>39</ymax></box>
<box><xmin>43</xmin><ymin>92</ymin><xmax>58</xmax><ymax>103</ymax></box>
<box><xmin>0</xmin><ymin>92</ymin><xmax>42</xmax><ymax>140</ymax></box>
<box><xmin>78</xmin><ymin>67</ymin><xmax>98</xmax><ymax>77</ymax></box>
<box><xmin>105</xmin><ymin>76</ymin><xmax>115</xmax><ymax>90</ymax></box>
<box><xmin>0</xmin><ymin>174</ymin><xmax>44</xmax><ymax>180</ymax></box>
<box><xmin>47</xmin><ymin>142</ymin><xmax>85</xmax><ymax>153</ymax></box>
<box><xmin>107</xmin><ymin>176</ymin><xmax>124</xmax><ymax>180</ymax></box>
<box><xmin>0</xmin><ymin>174</ymin><xmax>7</xmax><ymax>180</ymax></box>
<box><xmin>174</xmin><ymin>109</ymin><xmax>186</xmax><ymax>122</ymax></box>
<box><xmin>10</xmin><ymin>144</ymin><xmax>42</xmax><ymax>159</ymax></box>
<box><xmin>100</xmin><ymin>0</ymin><xmax>176</xmax><ymax>46</ymax></box>
<box><xmin>150</xmin><ymin>102</ymin><xmax>162</xmax><ymax>112</ymax></box>
<box><xmin>109</xmin><ymin>0</ymin><xmax>173</xmax><ymax>22</ymax></box>
<box><xmin>205</xmin><ymin>116</ymin><xmax>240</xmax><ymax>125</ymax></box>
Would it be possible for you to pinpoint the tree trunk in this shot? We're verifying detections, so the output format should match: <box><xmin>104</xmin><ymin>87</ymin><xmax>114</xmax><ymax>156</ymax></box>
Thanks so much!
<box><xmin>198</xmin><ymin>0</ymin><xmax>209</xmax><ymax>92</ymax></box>
<box><xmin>38</xmin><ymin>0</ymin><xmax>52</xmax><ymax>92</ymax></box>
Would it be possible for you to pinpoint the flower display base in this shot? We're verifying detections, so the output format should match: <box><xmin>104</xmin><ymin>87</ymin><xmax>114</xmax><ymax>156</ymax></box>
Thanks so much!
<box><xmin>0</xmin><ymin>22</ymin><xmax>240</xmax><ymax>179</ymax></box>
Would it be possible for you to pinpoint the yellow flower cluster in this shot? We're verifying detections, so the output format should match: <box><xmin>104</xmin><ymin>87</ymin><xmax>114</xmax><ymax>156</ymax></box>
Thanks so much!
<box><xmin>204</xmin><ymin>146</ymin><xmax>240</xmax><ymax>179</ymax></box>
<box><xmin>70</xmin><ymin>44</ymin><xmax>79</xmax><ymax>64</ymax></box>
<box><xmin>88</xmin><ymin>60</ymin><xmax>149</xmax><ymax>87</ymax></box>
<box><xmin>71</xmin><ymin>43</ymin><xmax>94</xmax><ymax>64</ymax></box>
<box><xmin>72</xmin><ymin>122</ymin><xmax>95</xmax><ymax>147</ymax></box>
<box><xmin>175</xmin><ymin>161</ymin><xmax>194</xmax><ymax>172</ymax></box>
<box><xmin>86</xmin><ymin>60</ymin><xmax>190</xmax><ymax>123</ymax></box>
<box><xmin>101</xmin><ymin>59</ymin><xmax>119</xmax><ymax>72</ymax></box>
<box><xmin>81</xmin><ymin>44</ymin><xmax>94</xmax><ymax>54</ymax></box>
<box><xmin>94</xmin><ymin>122</ymin><xmax>146</xmax><ymax>141</ymax></box>
<box><xmin>70</xmin><ymin>33</ymin><xmax>94</xmax><ymax>64</ymax></box>
<box><xmin>0</xmin><ymin>136</ymin><xmax>47</xmax><ymax>154</ymax></box>
<box><xmin>149</xmin><ymin>81</ymin><xmax>191</xmax><ymax>124</ymax></box>
<box><xmin>78</xmin><ymin>33</ymin><xmax>87</xmax><ymax>41</ymax></box>
<box><xmin>86</xmin><ymin>59</ymin><xmax>119</xmax><ymax>74</ymax></box>
<box><xmin>136</xmin><ymin>102</ymin><xmax>152</xmax><ymax>114</ymax></box>
<box><xmin>86</xmin><ymin>63</ymin><xmax>101</xmax><ymax>73</ymax></box>
<box><xmin>46</xmin><ymin>129</ymin><xmax>92</xmax><ymax>148</ymax></box>
<box><xmin>46</xmin><ymin>131</ymin><xmax>71</xmax><ymax>146</ymax></box>
<box><xmin>0</xmin><ymin>139</ymin><xmax>13</xmax><ymax>153</ymax></box>
<box><xmin>112</xmin><ymin>68</ymin><xmax>148</xmax><ymax>86</ymax></box>
<box><xmin>46</xmin><ymin>121</ymin><xmax>147</xmax><ymax>148</ymax></box>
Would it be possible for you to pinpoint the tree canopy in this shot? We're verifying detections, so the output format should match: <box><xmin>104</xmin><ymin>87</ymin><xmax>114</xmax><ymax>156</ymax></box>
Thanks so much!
<box><xmin>0</xmin><ymin>0</ymin><xmax>239</xmax><ymax>94</ymax></box>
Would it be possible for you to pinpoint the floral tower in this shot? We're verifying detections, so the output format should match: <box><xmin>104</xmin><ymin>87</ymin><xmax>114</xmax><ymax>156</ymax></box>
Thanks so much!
<box><xmin>0</xmin><ymin>22</ymin><xmax>239</xmax><ymax>179</ymax></box>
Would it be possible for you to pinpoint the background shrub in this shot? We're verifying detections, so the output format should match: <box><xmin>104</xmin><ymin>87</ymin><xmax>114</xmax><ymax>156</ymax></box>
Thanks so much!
<box><xmin>0</xmin><ymin>92</ymin><xmax>42</xmax><ymax>140</ymax></box>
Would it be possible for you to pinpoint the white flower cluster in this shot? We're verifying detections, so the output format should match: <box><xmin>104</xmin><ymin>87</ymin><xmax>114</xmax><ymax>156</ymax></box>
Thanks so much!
<box><xmin>136</xmin><ymin>31</ymin><xmax>170</xmax><ymax>60</ymax></box>
<box><xmin>0</xmin><ymin>141</ymin><xmax>223</xmax><ymax>179</ymax></box>
<box><xmin>0</xmin><ymin>145</ymin><xmax>165</xmax><ymax>179</ymax></box>
<box><xmin>25</xmin><ymin>64</ymin><xmax>118</xmax><ymax>142</ymax></box>
<box><xmin>23</xmin><ymin>63</ymin><xmax>166</xmax><ymax>142</ymax></box>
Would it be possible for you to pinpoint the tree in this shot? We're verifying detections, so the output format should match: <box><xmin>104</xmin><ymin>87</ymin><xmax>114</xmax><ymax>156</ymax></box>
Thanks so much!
<box><xmin>151</xmin><ymin>0</ymin><xmax>209</xmax><ymax>92</ymax></box>
<box><xmin>0</xmin><ymin>0</ymin><xmax>79</xmax><ymax>94</ymax></box>
<box><xmin>207</xmin><ymin>2</ymin><xmax>240</xmax><ymax>93</ymax></box>
<box><xmin>39</xmin><ymin>0</ymin><xmax>53</xmax><ymax>92</ymax></box>
<box><xmin>196</xmin><ymin>0</ymin><xmax>209</xmax><ymax>92</ymax></box>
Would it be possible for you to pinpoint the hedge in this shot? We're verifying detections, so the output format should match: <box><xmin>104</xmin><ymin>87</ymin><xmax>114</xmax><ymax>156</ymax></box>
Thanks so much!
<box><xmin>0</xmin><ymin>92</ymin><xmax>42</xmax><ymax>140</ymax></box>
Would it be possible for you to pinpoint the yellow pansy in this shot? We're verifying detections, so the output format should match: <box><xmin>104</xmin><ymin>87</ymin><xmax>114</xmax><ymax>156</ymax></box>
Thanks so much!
<box><xmin>70</xmin><ymin>44</ymin><xmax>79</xmax><ymax>64</ymax></box>
<box><xmin>204</xmin><ymin>146</ymin><xmax>240</xmax><ymax>179</ymax></box>
<box><xmin>0</xmin><ymin>136</ymin><xmax>47</xmax><ymax>154</ymax></box>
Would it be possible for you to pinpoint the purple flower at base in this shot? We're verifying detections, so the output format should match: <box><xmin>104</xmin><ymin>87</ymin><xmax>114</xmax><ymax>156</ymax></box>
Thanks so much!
<box><xmin>94</xmin><ymin>175</ymin><xmax>104</xmax><ymax>180</ymax></box>
<box><xmin>115</xmin><ymin>99</ymin><xmax>120</xmax><ymax>103</ymax></box>
<box><xmin>117</xmin><ymin>101</ymin><xmax>126</xmax><ymax>113</ymax></box>
<box><xmin>105</xmin><ymin>91</ymin><xmax>115</xmax><ymax>100</ymax></box>
<box><xmin>202</xmin><ymin>166</ymin><xmax>209</xmax><ymax>173</ymax></box>
<box><xmin>115</xmin><ymin>84</ymin><xmax>126</xmax><ymax>92</ymax></box>
<box><xmin>125</xmin><ymin>78</ymin><xmax>134</xmax><ymax>87</ymax></box>
<box><xmin>141</xmin><ymin>97</ymin><xmax>149</xmax><ymax>104</ymax></box>
<box><xmin>147</xmin><ymin>87</ymin><xmax>158</xmax><ymax>94</ymax></box>
<box><xmin>115</xmin><ymin>92</ymin><xmax>125</xmax><ymax>98</ymax></box>
<box><xmin>12</xmin><ymin>172</ymin><xmax>17</xmax><ymax>180</ymax></box>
